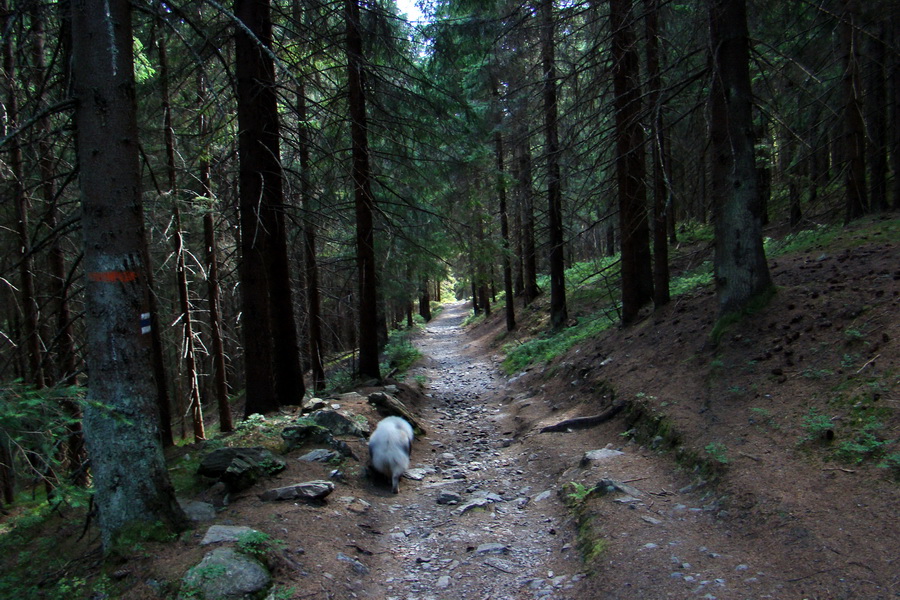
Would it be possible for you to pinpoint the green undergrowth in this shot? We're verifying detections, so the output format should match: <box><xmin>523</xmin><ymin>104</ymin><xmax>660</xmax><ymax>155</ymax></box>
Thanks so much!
<box><xmin>561</xmin><ymin>483</ymin><xmax>609</xmax><ymax>570</ymax></box>
<box><xmin>502</xmin><ymin>309</ymin><xmax>619</xmax><ymax>374</ymax></box>
<box><xmin>799</xmin><ymin>368</ymin><xmax>897</xmax><ymax>473</ymax></box>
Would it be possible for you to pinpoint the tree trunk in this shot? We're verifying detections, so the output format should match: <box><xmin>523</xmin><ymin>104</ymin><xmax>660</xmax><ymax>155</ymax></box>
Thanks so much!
<box><xmin>174</xmin><ymin>206</ymin><xmax>205</xmax><ymax>441</ymax></box>
<box><xmin>296</xmin><ymin>82</ymin><xmax>327</xmax><ymax>393</ymax></box>
<box><xmin>419</xmin><ymin>279</ymin><xmax>432</xmax><ymax>322</ymax></box>
<box><xmin>516</xmin><ymin>119</ymin><xmax>539</xmax><ymax>305</ymax></box>
<box><xmin>612</xmin><ymin>0</ymin><xmax>653</xmax><ymax>323</ymax></box>
<box><xmin>494</xmin><ymin>84</ymin><xmax>516</xmax><ymax>331</ymax></box>
<box><xmin>159</xmin><ymin>34</ymin><xmax>205</xmax><ymax>441</ymax></box>
<box><xmin>864</xmin><ymin>16</ymin><xmax>888</xmax><ymax>212</ymax></box>
<box><xmin>644</xmin><ymin>0</ymin><xmax>670</xmax><ymax>308</ymax></box>
<box><xmin>3</xmin><ymin>9</ymin><xmax>44</xmax><ymax>388</ymax></box>
<box><xmin>198</xmin><ymin>74</ymin><xmax>233</xmax><ymax>433</ymax></box>
<box><xmin>346</xmin><ymin>0</ymin><xmax>381</xmax><ymax>380</ymax></box>
<box><xmin>30</xmin><ymin>2</ymin><xmax>86</xmax><ymax>482</ymax></box>
<box><xmin>708</xmin><ymin>0</ymin><xmax>773</xmax><ymax>317</ymax></box>
<box><xmin>540</xmin><ymin>0</ymin><xmax>568</xmax><ymax>329</ymax></box>
<box><xmin>236</xmin><ymin>0</ymin><xmax>306</xmax><ymax>414</ymax></box>
<box><xmin>71</xmin><ymin>0</ymin><xmax>187</xmax><ymax>550</ymax></box>
<box><xmin>841</xmin><ymin>0</ymin><xmax>867</xmax><ymax>222</ymax></box>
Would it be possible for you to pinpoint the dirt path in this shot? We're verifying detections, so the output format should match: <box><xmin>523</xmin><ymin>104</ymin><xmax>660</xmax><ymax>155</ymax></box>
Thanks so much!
<box><xmin>361</xmin><ymin>301</ymin><xmax>804</xmax><ymax>600</ymax></box>
<box><xmin>361</xmin><ymin>301</ymin><xmax>582</xmax><ymax>599</ymax></box>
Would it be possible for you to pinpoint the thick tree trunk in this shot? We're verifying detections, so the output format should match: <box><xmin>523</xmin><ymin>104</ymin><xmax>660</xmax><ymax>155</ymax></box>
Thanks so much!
<box><xmin>612</xmin><ymin>0</ymin><xmax>653</xmax><ymax>323</ymax></box>
<box><xmin>346</xmin><ymin>0</ymin><xmax>381</xmax><ymax>380</ymax></box>
<box><xmin>236</xmin><ymin>0</ymin><xmax>306</xmax><ymax>413</ymax></box>
<box><xmin>841</xmin><ymin>0</ymin><xmax>868</xmax><ymax>222</ymax></box>
<box><xmin>708</xmin><ymin>0</ymin><xmax>773</xmax><ymax>317</ymax></box>
<box><xmin>71</xmin><ymin>0</ymin><xmax>186</xmax><ymax>550</ymax></box>
<box><xmin>540</xmin><ymin>0</ymin><xmax>568</xmax><ymax>329</ymax></box>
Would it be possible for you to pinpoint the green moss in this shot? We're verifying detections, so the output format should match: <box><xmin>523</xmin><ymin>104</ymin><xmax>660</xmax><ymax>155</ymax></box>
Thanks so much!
<box><xmin>109</xmin><ymin>519</ymin><xmax>179</xmax><ymax>557</ymax></box>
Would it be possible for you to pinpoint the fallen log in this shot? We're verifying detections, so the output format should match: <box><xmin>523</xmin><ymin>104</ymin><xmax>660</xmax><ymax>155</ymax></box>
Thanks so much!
<box><xmin>539</xmin><ymin>399</ymin><xmax>626</xmax><ymax>433</ymax></box>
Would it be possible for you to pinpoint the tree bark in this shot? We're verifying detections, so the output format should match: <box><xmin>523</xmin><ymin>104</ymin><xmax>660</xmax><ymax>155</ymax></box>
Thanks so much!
<box><xmin>612</xmin><ymin>0</ymin><xmax>653</xmax><ymax>323</ymax></box>
<box><xmin>516</xmin><ymin>118</ymin><xmax>539</xmax><ymax>305</ymax></box>
<box><xmin>71</xmin><ymin>0</ymin><xmax>186</xmax><ymax>550</ymax></box>
<box><xmin>863</xmin><ymin>16</ymin><xmax>888</xmax><ymax>212</ymax></box>
<box><xmin>198</xmin><ymin>73</ymin><xmax>233</xmax><ymax>433</ymax></box>
<box><xmin>540</xmin><ymin>0</ymin><xmax>568</xmax><ymax>329</ymax></box>
<box><xmin>841</xmin><ymin>0</ymin><xmax>867</xmax><ymax>222</ymax></box>
<box><xmin>644</xmin><ymin>0</ymin><xmax>670</xmax><ymax>308</ymax></box>
<box><xmin>236</xmin><ymin>0</ymin><xmax>306</xmax><ymax>413</ymax></box>
<box><xmin>708</xmin><ymin>0</ymin><xmax>773</xmax><ymax>317</ymax></box>
<box><xmin>296</xmin><ymin>81</ymin><xmax>327</xmax><ymax>392</ymax></box>
<box><xmin>345</xmin><ymin>0</ymin><xmax>381</xmax><ymax>380</ymax></box>
<box><xmin>494</xmin><ymin>84</ymin><xmax>515</xmax><ymax>332</ymax></box>
<box><xmin>419</xmin><ymin>279</ymin><xmax>432</xmax><ymax>322</ymax></box>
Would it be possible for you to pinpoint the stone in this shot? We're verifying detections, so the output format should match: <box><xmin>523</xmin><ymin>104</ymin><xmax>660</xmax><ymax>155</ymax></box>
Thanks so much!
<box><xmin>436</xmin><ymin>575</ymin><xmax>451</xmax><ymax>588</ymax></box>
<box><xmin>337</xmin><ymin>552</ymin><xmax>369</xmax><ymax>575</ymax></box>
<box><xmin>258</xmin><ymin>480</ymin><xmax>335</xmax><ymax>502</ymax></box>
<box><xmin>307</xmin><ymin>410</ymin><xmax>369</xmax><ymax>438</ymax></box>
<box><xmin>298</xmin><ymin>449</ymin><xmax>340</xmax><ymax>463</ymax></box>
<box><xmin>301</xmin><ymin>397</ymin><xmax>329</xmax><ymax>413</ymax></box>
<box><xmin>197</xmin><ymin>448</ymin><xmax>286</xmax><ymax>492</ymax></box>
<box><xmin>474</xmin><ymin>543</ymin><xmax>509</xmax><ymax>555</ymax></box>
<box><xmin>197</xmin><ymin>481</ymin><xmax>230</xmax><ymax>508</ymax></box>
<box><xmin>282</xmin><ymin>424</ymin><xmax>357</xmax><ymax>459</ymax></box>
<box><xmin>183</xmin><ymin>547</ymin><xmax>270</xmax><ymax>599</ymax></box>
<box><xmin>403</xmin><ymin>467</ymin><xmax>433</xmax><ymax>481</ymax></box>
<box><xmin>453</xmin><ymin>497</ymin><xmax>493</xmax><ymax>515</ymax></box>
<box><xmin>179</xmin><ymin>500</ymin><xmax>216</xmax><ymax>522</ymax></box>
<box><xmin>437</xmin><ymin>491</ymin><xmax>461</xmax><ymax>505</ymax></box>
<box><xmin>595</xmin><ymin>478</ymin><xmax>642</xmax><ymax>498</ymax></box>
<box><xmin>580</xmin><ymin>448</ymin><xmax>625</xmax><ymax>466</ymax></box>
<box><xmin>533</xmin><ymin>490</ymin><xmax>553</xmax><ymax>502</ymax></box>
<box><xmin>338</xmin><ymin>496</ymin><xmax>371</xmax><ymax>514</ymax></box>
<box><xmin>201</xmin><ymin>525</ymin><xmax>258</xmax><ymax>546</ymax></box>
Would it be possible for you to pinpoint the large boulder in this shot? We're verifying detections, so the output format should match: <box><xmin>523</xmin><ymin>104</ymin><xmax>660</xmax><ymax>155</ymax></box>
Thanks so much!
<box><xmin>197</xmin><ymin>447</ymin><xmax>286</xmax><ymax>492</ymax></box>
<box><xmin>182</xmin><ymin>547</ymin><xmax>271</xmax><ymax>600</ymax></box>
<box><xmin>281</xmin><ymin>423</ymin><xmax>357</xmax><ymax>459</ymax></box>
<box><xmin>307</xmin><ymin>410</ymin><xmax>369</xmax><ymax>438</ymax></box>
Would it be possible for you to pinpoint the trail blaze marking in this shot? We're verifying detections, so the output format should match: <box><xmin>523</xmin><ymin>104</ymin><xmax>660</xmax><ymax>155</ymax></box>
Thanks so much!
<box><xmin>88</xmin><ymin>270</ymin><xmax>138</xmax><ymax>283</ymax></box>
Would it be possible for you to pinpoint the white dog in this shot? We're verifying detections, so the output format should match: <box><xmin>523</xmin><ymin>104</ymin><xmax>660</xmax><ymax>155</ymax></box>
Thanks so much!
<box><xmin>368</xmin><ymin>416</ymin><xmax>414</xmax><ymax>493</ymax></box>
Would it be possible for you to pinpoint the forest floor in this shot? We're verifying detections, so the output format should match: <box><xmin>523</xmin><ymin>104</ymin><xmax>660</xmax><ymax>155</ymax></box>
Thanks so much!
<box><xmin>2</xmin><ymin>215</ymin><xmax>898</xmax><ymax>600</ymax></box>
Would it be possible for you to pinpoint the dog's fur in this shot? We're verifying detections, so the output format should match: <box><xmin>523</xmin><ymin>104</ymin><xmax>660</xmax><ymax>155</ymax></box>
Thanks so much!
<box><xmin>368</xmin><ymin>416</ymin><xmax>414</xmax><ymax>493</ymax></box>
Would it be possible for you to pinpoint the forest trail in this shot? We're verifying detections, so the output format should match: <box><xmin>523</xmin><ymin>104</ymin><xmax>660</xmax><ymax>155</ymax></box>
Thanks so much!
<box><xmin>361</xmin><ymin>301</ymin><xmax>788</xmax><ymax>600</ymax></box>
<box><xmin>365</xmin><ymin>301</ymin><xmax>582</xmax><ymax>599</ymax></box>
